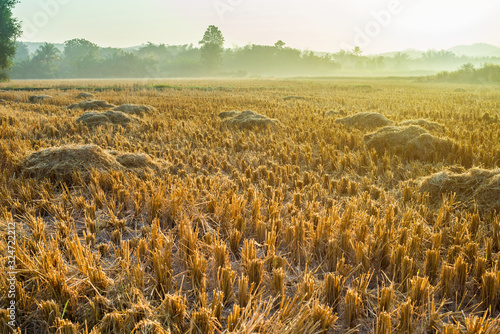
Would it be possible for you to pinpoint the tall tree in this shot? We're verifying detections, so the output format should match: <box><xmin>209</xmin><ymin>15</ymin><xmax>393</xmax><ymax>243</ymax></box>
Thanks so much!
<box><xmin>199</xmin><ymin>25</ymin><xmax>224</xmax><ymax>73</ymax></box>
<box><xmin>352</xmin><ymin>46</ymin><xmax>363</xmax><ymax>56</ymax></box>
<box><xmin>0</xmin><ymin>0</ymin><xmax>22</xmax><ymax>81</ymax></box>
<box><xmin>274</xmin><ymin>40</ymin><xmax>286</xmax><ymax>49</ymax></box>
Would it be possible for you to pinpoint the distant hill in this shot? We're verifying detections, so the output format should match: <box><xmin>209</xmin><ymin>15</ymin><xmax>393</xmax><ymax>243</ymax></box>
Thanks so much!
<box><xmin>448</xmin><ymin>43</ymin><xmax>500</xmax><ymax>58</ymax></box>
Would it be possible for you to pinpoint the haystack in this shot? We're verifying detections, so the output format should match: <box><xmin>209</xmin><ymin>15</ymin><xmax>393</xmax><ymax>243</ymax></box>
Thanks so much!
<box><xmin>76</xmin><ymin>111</ymin><xmax>132</xmax><ymax>127</ymax></box>
<box><xmin>67</xmin><ymin>99</ymin><xmax>115</xmax><ymax>110</ymax></box>
<box><xmin>399</xmin><ymin>119</ymin><xmax>445</xmax><ymax>133</ymax></box>
<box><xmin>282</xmin><ymin>96</ymin><xmax>307</xmax><ymax>101</ymax></box>
<box><xmin>116</xmin><ymin>153</ymin><xmax>157</xmax><ymax>169</ymax></box>
<box><xmin>222</xmin><ymin>110</ymin><xmax>282</xmax><ymax>129</ymax></box>
<box><xmin>326</xmin><ymin>110</ymin><xmax>346</xmax><ymax>117</ymax></box>
<box><xmin>76</xmin><ymin>92</ymin><xmax>95</xmax><ymax>99</ymax></box>
<box><xmin>18</xmin><ymin>145</ymin><xmax>123</xmax><ymax>182</ymax></box>
<box><xmin>218</xmin><ymin>110</ymin><xmax>240</xmax><ymax>119</ymax></box>
<box><xmin>29</xmin><ymin>95</ymin><xmax>52</xmax><ymax>103</ymax></box>
<box><xmin>113</xmin><ymin>104</ymin><xmax>156</xmax><ymax>116</ymax></box>
<box><xmin>417</xmin><ymin>168</ymin><xmax>500</xmax><ymax>211</ymax></box>
<box><xmin>336</xmin><ymin>112</ymin><xmax>393</xmax><ymax>129</ymax></box>
<box><xmin>482</xmin><ymin>113</ymin><xmax>498</xmax><ymax>123</ymax></box>
<box><xmin>364</xmin><ymin>125</ymin><xmax>452</xmax><ymax>160</ymax></box>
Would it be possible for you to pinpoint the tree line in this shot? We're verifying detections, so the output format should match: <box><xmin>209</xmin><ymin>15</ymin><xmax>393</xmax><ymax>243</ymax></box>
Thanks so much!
<box><xmin>433</xmin><ymin>63</ymin><xmax>500</xmax><ymax>83</ymax></box>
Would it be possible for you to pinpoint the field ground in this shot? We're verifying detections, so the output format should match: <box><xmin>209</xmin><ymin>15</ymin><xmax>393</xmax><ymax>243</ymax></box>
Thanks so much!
<box><xmin>1</xmin><ymin>78</ymin><xmax>500</xmax><ymax>333</ymax></box>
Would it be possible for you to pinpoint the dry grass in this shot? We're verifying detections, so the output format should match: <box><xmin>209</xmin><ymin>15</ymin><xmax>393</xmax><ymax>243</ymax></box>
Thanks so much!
<box><xmin>0</xmin><ymin>78</ymin><xmax>500</xmax><ymax>333</ymax></box>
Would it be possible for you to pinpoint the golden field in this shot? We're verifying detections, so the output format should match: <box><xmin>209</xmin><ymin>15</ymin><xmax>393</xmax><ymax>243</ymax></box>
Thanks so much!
<box><xmin>1</xmin><ymin>78</ymin><xmax>500</xmax><ymax>333</ymax></box>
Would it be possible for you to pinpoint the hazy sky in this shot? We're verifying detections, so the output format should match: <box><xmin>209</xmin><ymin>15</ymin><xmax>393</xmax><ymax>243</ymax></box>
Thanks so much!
<box><xmin>13</xmin><ymin>0</ymin><xmax>500</xmax><ymax>54</ymax></box>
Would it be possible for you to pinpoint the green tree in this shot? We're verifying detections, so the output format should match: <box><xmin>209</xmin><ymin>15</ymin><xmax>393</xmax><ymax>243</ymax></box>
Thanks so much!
<box><xmin>199</xmin><ymin>25</ymin><xmax>224</xmax><ymax>73</ymax></box>
<box><xmin>0</xmin><ymin>0</ymin><xmax>22</xmax><ymax>81</ymax></box>
<box><xmin>274</xmin><ymin>40</ymin><xmax>285</xmax><ymax>49</ymax></box>
<box><xmin>352</xmin><ymin>46</ymin><xmax>362</xmax><ymax>56</ymax></box>
<box><xmin>460</xmin><ymin>63</ymin><xmax>474</xmax><ymax>72</ymax></box>
<box><xmin>63</xmin><ymin>38</ymin><xmax>99</xmax><ymax>77</ymax></box>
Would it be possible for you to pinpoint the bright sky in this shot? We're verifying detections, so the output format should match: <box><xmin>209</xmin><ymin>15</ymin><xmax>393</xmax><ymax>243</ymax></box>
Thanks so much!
<box><xmin>13</xmin><ymin>0</ymin><xmax>500</xmax><ymax>54</ymax></box>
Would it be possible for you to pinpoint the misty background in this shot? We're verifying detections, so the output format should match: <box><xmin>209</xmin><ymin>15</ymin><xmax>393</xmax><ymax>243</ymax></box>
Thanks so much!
<box><xmin>9</xmin><ymin>38</ymin><xmax>500</xmax><ymax>80</ymax></box>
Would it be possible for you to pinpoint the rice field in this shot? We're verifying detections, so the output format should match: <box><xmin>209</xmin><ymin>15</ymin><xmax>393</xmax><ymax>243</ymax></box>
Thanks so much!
<box><xmin>1</xmin><ymin>78</ymin><xmax>500</xmax><ymax>333</ymax></box>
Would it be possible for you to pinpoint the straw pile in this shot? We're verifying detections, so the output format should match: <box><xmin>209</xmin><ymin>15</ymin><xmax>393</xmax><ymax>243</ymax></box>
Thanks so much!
<box><xmin>364</xmin><ymin>125</ymin><xmax>452</xmax><ymax>160</ymax></box>
<box><xmin>18</xmin><ymin>145</ymin><xmax>123</xmax><ymax>182</ymax></box>
<box><xmin>282</xmin><ymin>96</ymin><xmax>307</xmax><ymax>101</ymax></box>
<box><xmin>29</xmin><ymin>95</ymin><xmax>52</xmax><ymax>103</ymax></box>
<box><xmin>76</xmin><ymin>92</ymin><xmax>95</xmax><ymax>99</ymax></box>
<box><xmin>19</xmin><ymin>145</ymin><xmax>162</xmax><ymax>183</ymax></box>
<box><xmin>326</xmin><ymin>110</ymin><xmax>347</xmax><ymax>117</ymax></box>
<box><xmin>336</xmin><ymin>112</ymin><xmax>393</xmax><ymax>129</ymax></box>
<box><xmin>417</xmin><ymin>168</ymin><xmax>500</xmax><ymax>211</ymax></box>
<box><xmin>116</xmin><ymin>153</ymin><xmax>157</xmax><ymax>169</ymax></box>
<box><xmin>76</xmin><ymin>111</ymin><xmax>132</xmax><ymax>127</ymax></box>
<box><xmin>482</xmin><ymin>113</ymin><xmax>498</xmax><ymax>123</ymax></box>
<box><xmin>218</xmin><ymin>110</ymin><xmax>240</xmax><ymax>119</ymax></box>
<box><xmin>113</xmin><ymin>104</ymin><xmax>156</xmax><ymax>116</ymax></box>
<box><xmin>67</xmin><ymin>100</ymin><xmax>116</xmax><ymax>110</ymax></box>
<box><xmin>222</xmin><ymin>110</ymin><xmax>282</xmax><ymax>129</ymax></box>
<box><xmin>399</xmin><ymin>119</ymin><xmax>445</xmax><ymax>132</ymax></box>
